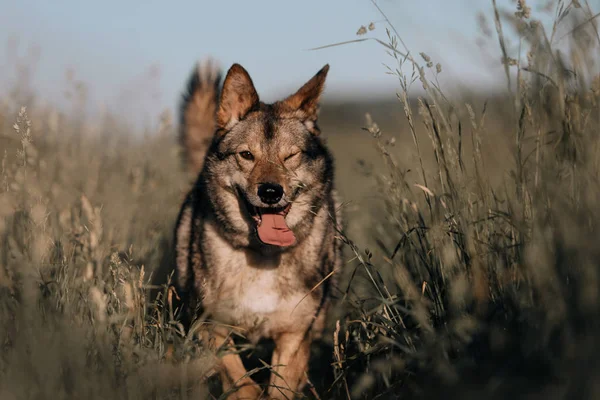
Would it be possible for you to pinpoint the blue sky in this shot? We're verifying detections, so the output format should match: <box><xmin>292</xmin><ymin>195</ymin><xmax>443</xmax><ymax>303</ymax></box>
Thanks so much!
<box><xmin>0</xmin><ymin>0</ymin><xmax>566</xmax><ymax>123</ymax></box>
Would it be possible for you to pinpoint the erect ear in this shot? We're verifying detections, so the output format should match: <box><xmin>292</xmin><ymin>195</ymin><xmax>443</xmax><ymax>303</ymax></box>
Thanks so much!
<box><xmin>216</xmin><ymin>63</ymin><xmax>259</xmax><ymax>132</ymax></box>
<box><xmin>280</xmin><ymin>64</ymin><xmax>329</xmax><ymax>134</ymax></box>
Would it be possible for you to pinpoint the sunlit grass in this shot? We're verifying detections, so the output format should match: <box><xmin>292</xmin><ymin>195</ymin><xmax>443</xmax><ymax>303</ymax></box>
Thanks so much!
<box><xmin>1</xmin><ymin>1</ymin><xmax>600</xmax><ymax>399</ymax></box>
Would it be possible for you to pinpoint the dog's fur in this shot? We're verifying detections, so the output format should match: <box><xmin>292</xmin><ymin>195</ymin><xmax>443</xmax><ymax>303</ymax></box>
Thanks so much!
<box><xmin>173</xmin><ymin>59</ymin><xmax>343</xmax><ymax>399</ymax></box>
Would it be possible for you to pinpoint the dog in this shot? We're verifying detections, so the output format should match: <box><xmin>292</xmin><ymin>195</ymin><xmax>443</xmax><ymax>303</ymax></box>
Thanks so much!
<box><xmin>173</xmin><ymin>59</ymin><xmax>343</xmax><ymax>399</ymax></box>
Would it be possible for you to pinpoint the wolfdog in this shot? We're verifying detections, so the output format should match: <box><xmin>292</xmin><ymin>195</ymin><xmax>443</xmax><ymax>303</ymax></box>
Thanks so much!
<box><xmin>173</xmin><ymin>59</ymin><xmax>343</xmax><ymax>399</ymax></box>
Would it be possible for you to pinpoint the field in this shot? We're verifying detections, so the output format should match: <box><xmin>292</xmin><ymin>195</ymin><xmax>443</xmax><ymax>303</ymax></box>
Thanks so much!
<box><xmin>2</xmin><ymin>1</ymin><xmax>600</xmax><ymax>399</ymax></box>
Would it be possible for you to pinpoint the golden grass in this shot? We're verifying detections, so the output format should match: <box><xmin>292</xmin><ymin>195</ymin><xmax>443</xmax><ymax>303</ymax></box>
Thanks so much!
<box><xmin>1</xmin><ymin>1</ymin><xmax>600</xmax><ymax>399</ymax></box>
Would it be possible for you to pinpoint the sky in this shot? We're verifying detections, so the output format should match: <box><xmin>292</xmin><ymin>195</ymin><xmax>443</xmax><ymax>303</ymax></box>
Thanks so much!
<box><xmin>0</xmin><ymin>0</ymin><xmax>582</xmax><ymax>126</ymax></box>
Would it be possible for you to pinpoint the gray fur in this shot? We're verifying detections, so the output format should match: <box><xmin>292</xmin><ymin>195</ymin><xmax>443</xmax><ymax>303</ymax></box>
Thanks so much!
<box><xmin>172</xmin><ymin>60</ymin><xmax>343</xmax><ymax>398</ymax></box>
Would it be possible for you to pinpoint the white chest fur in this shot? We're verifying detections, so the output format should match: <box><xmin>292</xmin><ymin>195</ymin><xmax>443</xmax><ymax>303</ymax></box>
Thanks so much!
<box><xmin>239</xmin><ymin>269</ymin><xmax>281</xmax><ymax>314</ymax></box>
<box><xmin>201</xmin><ymin>222</ymin><xmax>318</xmax><ymax>340</ymax></box>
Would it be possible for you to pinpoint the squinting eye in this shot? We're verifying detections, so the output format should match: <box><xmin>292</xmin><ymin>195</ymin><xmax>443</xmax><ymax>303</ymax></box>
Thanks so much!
<box><xmin>285</xmin><ymin>152</ymin><xmax>300</xmax><ymax>161</ymax></box>
<box><xmin>239</xmin><ymin>151</ymin><xmax>254</xmax><ymax>161</ymax></box>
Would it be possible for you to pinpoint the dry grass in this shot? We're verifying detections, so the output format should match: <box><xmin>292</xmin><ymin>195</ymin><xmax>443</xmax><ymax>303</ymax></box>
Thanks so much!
<box><xmin>2</xmin><ymin>1</ymin><xmax>600</xmax><ymax>399</ymax></box>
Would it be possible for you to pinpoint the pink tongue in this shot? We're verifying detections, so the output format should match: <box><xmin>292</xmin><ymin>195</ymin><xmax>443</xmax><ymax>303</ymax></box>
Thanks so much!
<box><xmin>257</xmin><ymin>212</ymin><xmax>296</xmax><ymax>246</ymax></box>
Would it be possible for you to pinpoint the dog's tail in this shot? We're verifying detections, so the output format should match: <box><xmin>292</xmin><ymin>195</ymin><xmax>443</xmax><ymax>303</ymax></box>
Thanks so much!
<box><xmin>178</xmin><ymin>58</ymin><xmax>222</xmax><ymax>177</ymax></box>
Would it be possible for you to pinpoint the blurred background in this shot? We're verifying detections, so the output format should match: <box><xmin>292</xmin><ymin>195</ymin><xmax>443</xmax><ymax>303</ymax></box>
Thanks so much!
<box><xmin>0</xmin><ymin>0</ymin><xmax>563</xmax><ymax>245</ymax></box>
<box><xmin>2</xmin><ymin>1</ymin><xmax>600</xmax><ymax>399</ymax></box>
<box><xmin>0</xmin><ymin>0</ymin><xmax>558</xmax><ymax>123</ymax></box>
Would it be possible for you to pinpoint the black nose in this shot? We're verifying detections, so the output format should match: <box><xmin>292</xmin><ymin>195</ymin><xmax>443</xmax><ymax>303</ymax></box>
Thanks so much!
<box><xmin>257</xmin><ymin>183</ymin><xmax>284</xmax><ymax>204</ymax></box>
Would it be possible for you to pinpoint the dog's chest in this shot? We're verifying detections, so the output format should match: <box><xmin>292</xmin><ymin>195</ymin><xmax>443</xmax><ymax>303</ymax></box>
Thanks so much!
<box><xmin>239</xmin><ymin>269</ymin><xmax>282</xmax><ymax>314</ymax></box>
<box><xmin>201</xmin><ymin>242</ymin><xmax>312</xmax><ymax>333</ymax></box>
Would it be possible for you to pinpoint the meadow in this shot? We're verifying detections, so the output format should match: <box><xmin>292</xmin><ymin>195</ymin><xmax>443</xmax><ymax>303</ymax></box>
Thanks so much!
<box><xmin>1</xmin><ymin>1</ymin><xmax>600</xmax><ymax>399</ymax></box>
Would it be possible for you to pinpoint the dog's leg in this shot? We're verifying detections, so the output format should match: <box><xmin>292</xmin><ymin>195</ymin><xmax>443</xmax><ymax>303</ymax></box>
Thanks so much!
<box><xmin>267</xmin><ymin>332</ymin><xmax>311</xmax><ymax>400</ymax></box>
<box><xmin>201</xmin><ymin>326</ymin><xmax>263</xmax><ymax>399</ymax></box>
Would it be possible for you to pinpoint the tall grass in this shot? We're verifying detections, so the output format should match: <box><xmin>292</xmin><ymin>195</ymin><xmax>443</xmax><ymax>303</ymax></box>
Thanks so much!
<box><xmin>1</xmin><ymin>0</ymin><xmax>600</xmax><ymax>399</ymax></box>
<box><xmin>324</xmin><ymin>1</ymin><xmax>600</xmax><ymax>399</ymax></box>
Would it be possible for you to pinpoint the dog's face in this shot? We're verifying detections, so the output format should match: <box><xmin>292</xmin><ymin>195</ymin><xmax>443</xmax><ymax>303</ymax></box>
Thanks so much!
<box><xmin>204</xmin><ymin>63</ymin><xmax>334</xmax><ymax>249</ymax></box>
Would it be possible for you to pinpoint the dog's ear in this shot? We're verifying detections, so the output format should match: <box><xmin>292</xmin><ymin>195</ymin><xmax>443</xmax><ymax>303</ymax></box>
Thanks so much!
<box><xmin>280</xmin><ymin>64</ymin><xmax>329</xmax><ymax>135</ymax></box>
<box><xmin>216</xmin><ymin>63</ymin><xmax>259</xmax><ymax>133</ymax></box>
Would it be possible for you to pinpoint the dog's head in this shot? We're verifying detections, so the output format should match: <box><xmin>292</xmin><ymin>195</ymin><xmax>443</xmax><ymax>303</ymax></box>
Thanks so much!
<box><xmin>203</xmin><ymin>63</ymin><xmax>334</xmax><ymax>249</ymax></box>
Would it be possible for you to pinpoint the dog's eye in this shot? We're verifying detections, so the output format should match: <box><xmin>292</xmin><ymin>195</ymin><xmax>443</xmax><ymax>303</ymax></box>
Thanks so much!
<box><xmin>239</xmin><ymin>151</ymin><xmax>254</xmax><ymax>161</ymax></box>
<box><xmin>284</xmin><ymin>152</ymin><xmax>300</xmax><ymax>161</ymax></box>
